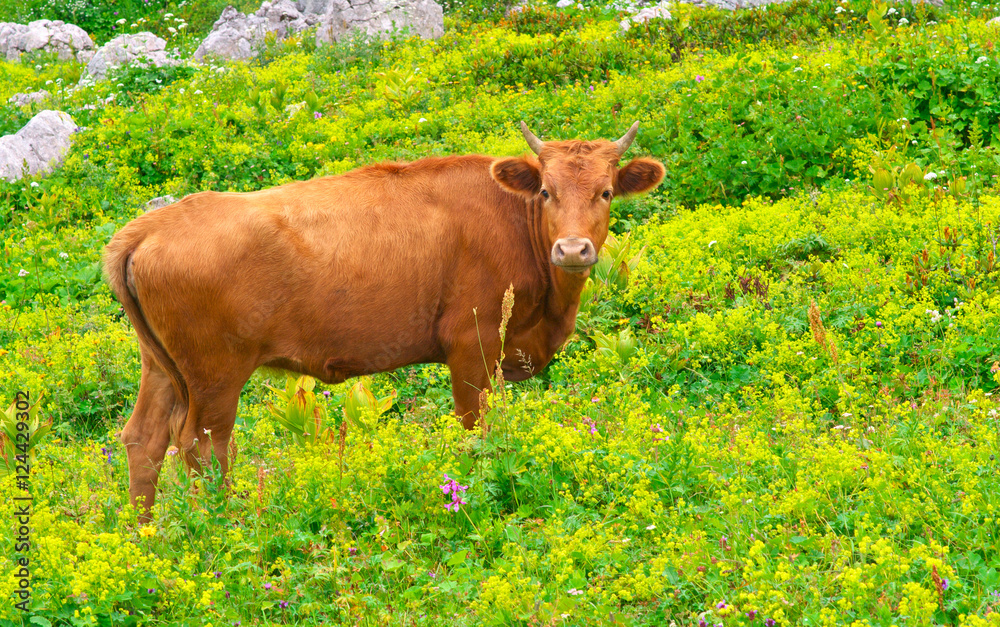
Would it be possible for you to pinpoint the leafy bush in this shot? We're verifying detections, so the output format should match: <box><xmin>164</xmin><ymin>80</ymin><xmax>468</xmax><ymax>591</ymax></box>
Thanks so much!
<box><xmin>109</xmin><ymin>61</ymin><xmax>196</xmax><ymax>107</ymax></box>
<box><xmin>858</xmin><ymin>30</ymin><xmax>1000</xmax><ymax>146</ymax></box>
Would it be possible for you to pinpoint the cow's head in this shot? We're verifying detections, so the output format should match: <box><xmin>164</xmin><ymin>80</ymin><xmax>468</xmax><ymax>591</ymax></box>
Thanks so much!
<box><xmin>490</xmin><ymin>121</ymin><xmax>665</xmax><ymax>274</ymax></box>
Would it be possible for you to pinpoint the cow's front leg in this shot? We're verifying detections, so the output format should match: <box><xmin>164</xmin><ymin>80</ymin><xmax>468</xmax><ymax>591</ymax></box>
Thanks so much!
<box><xmin>447</xmin><ymin>347</ymin><xmax>496</xmax><ymax>430</ymax></box>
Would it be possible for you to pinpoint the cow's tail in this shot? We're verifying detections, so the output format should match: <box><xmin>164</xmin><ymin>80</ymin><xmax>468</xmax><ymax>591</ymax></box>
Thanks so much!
<box><xmin>104</xmin><ymin>223</ymin><xmax>189</xmax><ymax>427</ymax></box>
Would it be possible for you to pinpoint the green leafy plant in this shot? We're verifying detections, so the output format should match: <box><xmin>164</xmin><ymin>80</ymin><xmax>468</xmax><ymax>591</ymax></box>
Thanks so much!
<box><xmin>869</xmin><ymin>162</ymin><xmax>930</xmax><ymax>204</ymax></box>
<box><xmin>0</xmin><ymin>392</ymin><xmax>51</xmax><ymax>476</ymax></box>
<box><xmin>378</xmin><ymin>69</ymin><xmax>424</xmax><ymax>110</ymax></box>
<box><xmin>342</xmin><ymin>377</ymin><xmax>396</xmax><ymax>435</ymax></box>
<box><xmin>248</xmin><ymin>87</ymin><xmax>268</xmax><ymax>116</ymax></box>
<box><xmin>579</xmin><ymin>232</ymin><xmax>644</xmax><ymax>323</ymax></box>
<box><xmin>265</xmin><ymin>375</ymin><xmax>331</xmax><ymax>445</ymax></box>
<box><xmin>269</xmin><ymin>80</ymin><xmax>288</xmax><ymax>111</ymax></box>
<box><xmin>592</xmin><ymin>327</ymin><xmax>639</xmax><ymax>376</ymax></box>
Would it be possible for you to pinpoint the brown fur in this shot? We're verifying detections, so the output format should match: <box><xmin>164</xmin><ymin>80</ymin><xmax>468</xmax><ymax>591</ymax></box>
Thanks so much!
<box><xmin>105</xmin><ymin>139</ymin><xmax>665</xmax><ymax>514</ymax></box>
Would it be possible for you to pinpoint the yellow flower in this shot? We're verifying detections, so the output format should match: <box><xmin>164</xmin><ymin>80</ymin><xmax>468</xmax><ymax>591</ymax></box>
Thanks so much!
<box><xmin>138</xmin><ymin>525</ymin><xmax>157</xmax><ymax>539</ymax></box>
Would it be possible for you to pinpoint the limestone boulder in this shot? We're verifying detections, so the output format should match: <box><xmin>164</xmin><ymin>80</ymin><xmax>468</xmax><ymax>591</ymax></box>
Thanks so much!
<box><xmin>620</xmin><ymin>1</ymin><xmax>672</xmax><ymax>30</ymax></box>
<box><xmin>0</xmin><ymin>19</ymin><xmax>94</xmax><ymax>62</ymax></box>
<box><xmin>144</xmin><ymin>195</ymin><xmax>177</xmax><ymax>211</ymax></box>
<box><xmin>195</xmin><ymin>0</ymin><xmax>443</xmax><ymax>60</ymax></box>
<box><xmin>8</xmin><ymin>90</ymin><xmax>50</xmax><ymax>106</ymax></box>
<box><xmin>83</xmin><ymin>32</ymin><xmax>175</xmax><ymax>81</ymax></box>
<box><xmin>194</xmin><ymin>0</ymin><xmax>320</xmax><ymax>61</ymax></box>
<box><xmin>314</xmin><ymin>0</ymin><xmax>444</xmax><ymax>44</ymax></box>
<box><xmin>0</xmin><ymin>110</ymin><xmax>76</xmax><ymax>182</ymax></box>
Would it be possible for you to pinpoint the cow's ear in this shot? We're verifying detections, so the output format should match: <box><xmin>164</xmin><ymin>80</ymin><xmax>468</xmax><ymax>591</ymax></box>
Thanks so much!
<box><xmin>491</xmin><ymin>157</ymin><xmax>541</xmax><ymax>197</ymax></box>
<box><xmin>615</xmin><ymin>158</ymin><xmax>665</xmax><ymax>196</ymax></box>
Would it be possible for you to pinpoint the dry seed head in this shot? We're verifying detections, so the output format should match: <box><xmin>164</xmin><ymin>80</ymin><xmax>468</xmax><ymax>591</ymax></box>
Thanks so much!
<box><xmin>808</xmin><ymin>301</ymin><xmax>827</xmax><ymax>349</ymax></box>
<box><xmin>478</xmin><ymin>387</ymin><xmax>490</xmax><ymax>436</ymax></box>
<box><xmin>500</xmin><ymin>283</ymin><xmax>515</xmax><ymax>342</ymax></box>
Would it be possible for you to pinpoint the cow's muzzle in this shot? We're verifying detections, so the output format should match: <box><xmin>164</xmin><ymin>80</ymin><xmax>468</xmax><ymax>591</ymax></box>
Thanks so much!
<box><xmin>551</xmin><ymin>237</ymin><xmax>597</xmax><ymax>272</ymax></box>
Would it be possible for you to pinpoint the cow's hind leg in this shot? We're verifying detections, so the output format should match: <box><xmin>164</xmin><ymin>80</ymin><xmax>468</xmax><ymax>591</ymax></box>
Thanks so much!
<box><xmin>121</xmin><ymin>354</ymin><xmax>180</xmax><ymax>517</ymax></box>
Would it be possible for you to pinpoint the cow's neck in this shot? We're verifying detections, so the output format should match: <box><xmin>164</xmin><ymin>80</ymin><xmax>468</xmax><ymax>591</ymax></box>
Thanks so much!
<box><xmin>525</xmin><ymin>196</ymin><xmax>588</xmax><ymax>338</ymax></box>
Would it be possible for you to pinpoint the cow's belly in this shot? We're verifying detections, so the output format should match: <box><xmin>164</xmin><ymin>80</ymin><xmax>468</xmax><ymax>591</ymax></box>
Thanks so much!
<box><xmin>260</xmin><ymin>293</ymin><xmax>446</xmax><ymax>383</ymax></box>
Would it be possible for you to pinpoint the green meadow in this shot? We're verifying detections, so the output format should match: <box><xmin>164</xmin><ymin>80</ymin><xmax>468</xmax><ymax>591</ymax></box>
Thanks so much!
<box><xmin>2</xmin><ymin>0</ymin><xmax>1000</xmax><ymax>624</ymax></box>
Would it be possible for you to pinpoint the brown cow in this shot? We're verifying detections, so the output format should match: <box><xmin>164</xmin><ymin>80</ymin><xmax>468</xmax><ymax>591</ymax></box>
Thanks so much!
<box><xmin>104</xmin><ymin>121</ymin><xmax>665</xmax><ymax>513</ymax></box>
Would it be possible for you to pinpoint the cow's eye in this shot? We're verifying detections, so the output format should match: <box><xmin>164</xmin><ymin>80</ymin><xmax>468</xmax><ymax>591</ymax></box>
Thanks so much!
<box><xmin>541</xmin><ymin>189</ymin><xmax>550</xmax><ymax>199</ymax></box>
<box><xmin>602</xmin><ymin>190</ymin><xmax>612</xmax><ymax>200</ymax></box>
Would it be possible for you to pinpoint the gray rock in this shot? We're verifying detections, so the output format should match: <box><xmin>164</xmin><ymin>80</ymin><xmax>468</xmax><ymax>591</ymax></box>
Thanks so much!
<box><xmin>144</xmin><ymin>195</ymin><xmax>177</xmax><ymax>211</ymax></box>
<box><xmin>620</xmin><ymin>1</ymin><xmax>671</xmax><ymax>30</ymax></box>
<box><xmin>194</xmin><ymin>1</ymin><xmax>320</xmax><ymax>61</ymax></box>
<box><xmin>0</xmin><ymin>19</ymin><xmax>94</xmax><ymax>63</ymax></box>
<box><xmin>314</xmin><ymin>0</ymin><xmax>444</xmax><ymax>45</ymax></box>
<box><xmin>83</xmin><ymin>32</ymin><xmax>175</xmax><ymax>81</ymax></box>
<box><xmin>8</xmin><ymin>90</ymin><xmax>50</xmax><ymax>106</ymax></box>
<box><xmin>0</xmin><ymin>110</ymin><xmax>76</xmax><ymax>182</ymax></box>
<box><xmin>505</xmin><ymin>0</ymin><xmax>530</xmax><ymax>16</ymax></box>
<box><xmin>298</xmin><ymin>0</ymin><xmax>331</xmax><ymax>13</ymax></box>
<box><xmin>196</xmin><ymin>0</ymin><xmax>443</xmax><ymax>59</ymax></box>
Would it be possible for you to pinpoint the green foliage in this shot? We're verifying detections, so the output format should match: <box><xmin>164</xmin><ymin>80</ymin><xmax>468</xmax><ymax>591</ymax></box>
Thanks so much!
<box><xmin>858</xmin><ymin>27</ymin><xmax>1000</xmax><ymax>146</ymax></box>
<box><xmin>109</xmin><ymin>61</ymin><xmax>196</xmax><ymax>107</ymax></box>
<box><xmin>501</xmin><ymin>4</ymin><xmax>606</xmax><ymax>37</ymax></box>
<box><xmin>579</xmin><ymin>231</ymin><xmax>645</xmax><ymax>330</ymax></box>
<box><xmin>467</xmin><ymin>28</ymin><xmax>650</xmax><ymax>88</ymax></box>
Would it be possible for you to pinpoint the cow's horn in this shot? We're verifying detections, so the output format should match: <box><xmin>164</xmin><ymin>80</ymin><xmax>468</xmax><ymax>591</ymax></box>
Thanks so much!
<box><xmin>520</xmin><ymin>121</ymin><xmax>545</xmax><ymax>155</ymax></box>
<box><xmin>615</xmin><ymin>121</ymin><xmax>641</xmax><ymax>156</ymax></box>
